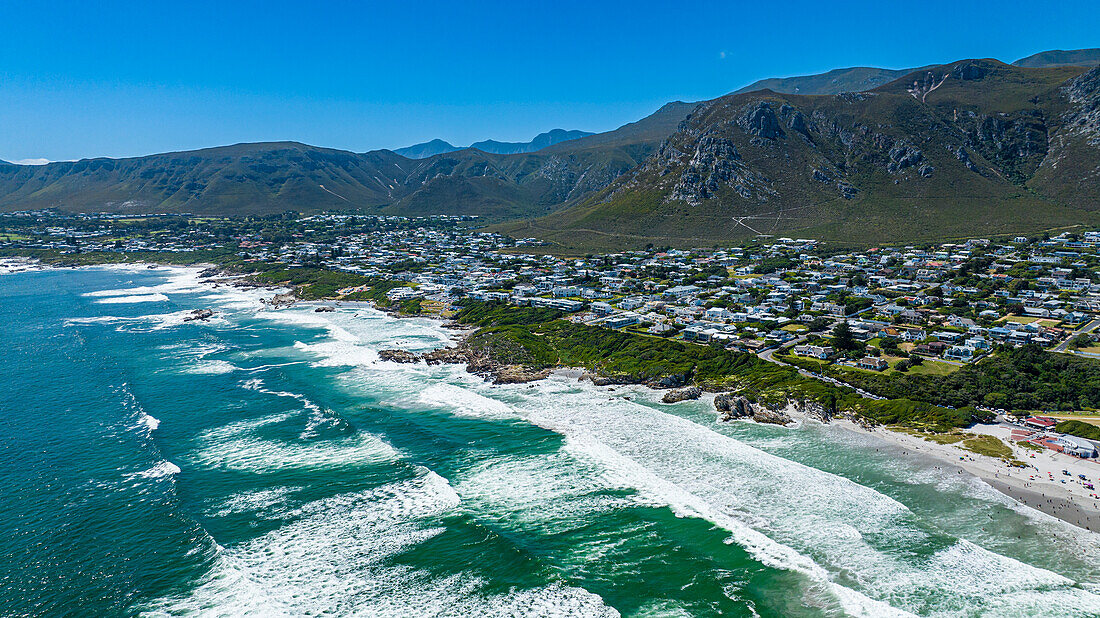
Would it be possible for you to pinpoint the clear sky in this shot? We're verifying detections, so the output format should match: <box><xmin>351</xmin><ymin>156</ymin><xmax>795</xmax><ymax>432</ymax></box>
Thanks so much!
<box><xmin>2</xmin><ymin>0</ymin><xmax>1097</xmax><ymax>163</ymax></box>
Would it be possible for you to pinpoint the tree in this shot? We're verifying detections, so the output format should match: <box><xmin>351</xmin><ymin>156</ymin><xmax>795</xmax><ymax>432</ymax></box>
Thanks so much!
<box><xmin>831</xmin><ymin>321</ymin><xmax>858</xmax><ymax>351</ymax></box>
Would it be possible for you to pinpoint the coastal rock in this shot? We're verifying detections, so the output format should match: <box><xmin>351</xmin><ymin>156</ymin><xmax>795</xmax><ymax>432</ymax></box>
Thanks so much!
<box><xmin>715</xmin><ymin>394</ymin><xmax>754</xmax><ymax>421</ymax></box>
<box><xmin>580</xmin><ymin>372</ymin><xmax>614</xmax><ymax>386</ymax></box>
<box><xmin>378</xmin><ymin>349</ymin><xmax>420</xmax><ymax>363</ymax></box>
<box><xmin>423</xmin><ymin>346</ymin><xmax>468</xmax><ymax>365</ymax></box>
<box><xmin>714</xmin><ymin>394</ymin><xmax>793</xmax><ymax>425</ymax></box>
<box><xmin>752</xmin><ymin>407</ymin><xmax>794</xmax><ymax>426</ymax></box>
<box><xmin>790</xmin><ymin>399</ymin><xmax>832</xmax><ymax>423</ymax></box>
<box><xmin>265</xmin><ymin>292</ymin><xmax>297</xmax><ymax>307</ymax></box>
<box><xmin>647</xmin><ymin>373</ymin><xmax>690</xmax><ymax>389</ymax></box>
<box><xmin>314</xmin><ymin>306</ymin><xmax>335</xmax><ymax>312</ymax></box>
<box><xmin>182</xmin><ymin>309</ymin><xmax>215</xmax><ymax>322</ymax></box>
<box><xmin>661</xmin><ymin>386</ymin><xmax>702</xmax><ymax>403</ymax></box>
<box><xmin>494</xmin><ymin>365</ymin><xmax>552</xmax><ymax>384</ymax></box>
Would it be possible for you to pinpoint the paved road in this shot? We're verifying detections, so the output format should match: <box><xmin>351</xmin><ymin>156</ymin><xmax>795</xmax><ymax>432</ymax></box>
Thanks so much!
<box><xmin>756</xmin><ymin>321</ymin><xmax>883</xmax><ymax>400</ymax></box>
<box><xmin>1054</xmin><ymin>317</ymin><xmax>1100</xmax><ymax>352</ymax></box>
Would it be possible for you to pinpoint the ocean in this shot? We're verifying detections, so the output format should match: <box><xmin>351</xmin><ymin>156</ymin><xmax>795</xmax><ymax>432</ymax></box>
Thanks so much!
<box><xmin>4</xmin><ymin>265</ymin><xmax>1100</xmax><ymax>617</ymax></box>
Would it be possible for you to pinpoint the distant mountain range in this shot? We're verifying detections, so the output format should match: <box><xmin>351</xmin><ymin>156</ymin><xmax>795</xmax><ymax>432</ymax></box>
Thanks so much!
<box><xmin>1012</xmin><ymin>48</ymin><xmax>1100</xmax><ymax>68</ymax></box>
<box><xmin>394</xmin><ymin>129</ymin><xmax>595</xmax><ymax>158</ymax></box>
<box><xmin>732</xmin><ymin>66</ymin><xmax>933</xmax><ymax>96</ymax></box>
<box><xmin>2</xmin><ymin>48</ymin><xmax>1099</xmax><ymax>250</ymax></box>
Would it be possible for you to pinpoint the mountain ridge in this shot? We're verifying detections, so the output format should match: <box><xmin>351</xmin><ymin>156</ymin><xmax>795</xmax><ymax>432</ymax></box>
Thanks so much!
<box><xmin>3</xmin><ymin>50</ymin><xmax>1100</xmax><ymax>250</ymax></box>
<box><xmin>1012</xmin><ymin>48</ymin><xmax>1100</xmax><ymax>68</ymax></box>
<box><xmin>501</xmin><ymin>59</ymin><xmax>1100</xmax><ymax>250</ymax></box>
<box><xmin>393</xmin><ymin>129</ymin><xmax>595</xmax><ymax>159</ymax></box>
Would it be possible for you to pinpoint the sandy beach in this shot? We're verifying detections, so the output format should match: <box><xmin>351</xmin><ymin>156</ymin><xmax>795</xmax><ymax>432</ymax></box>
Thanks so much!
<box><xmin>827</xmin><ymin>417</ymin><xmax>1100</xmax><ymax>532</ymax></box>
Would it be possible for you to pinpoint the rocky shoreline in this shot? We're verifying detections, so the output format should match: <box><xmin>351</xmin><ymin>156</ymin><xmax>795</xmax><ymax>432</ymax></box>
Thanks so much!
<box><xmin>379</xmin><ymin>336</ymin><xmax>844</xmax><ymax>428</ymax></box>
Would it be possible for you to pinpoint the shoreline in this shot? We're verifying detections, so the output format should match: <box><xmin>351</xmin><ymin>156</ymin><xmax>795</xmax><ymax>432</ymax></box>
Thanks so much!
<box><xmin>19</xmin><ymin>259</ymin><xmax>1100</xmax><ymax>534</ymax></box>
<box><xmin>818</xmin><ymin>415</ymin><xmax>1100</xmax><ymax>533</ymax></box>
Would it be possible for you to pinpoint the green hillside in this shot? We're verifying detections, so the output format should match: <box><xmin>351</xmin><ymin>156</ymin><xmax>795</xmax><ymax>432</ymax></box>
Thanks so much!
<box><xmin>732</xmin><ymin>66</ymin><xmax>928</xmax><ymax>96</ymax></box>
<box><xmin>1012</xmin><ymin>48</ymin><xmax>1100</xmax><ymax>68</ymax></box>
<box><xmin>0</xmin><ymin>104</ymin><xmax>690</xmax><ymax>220</ymax></box>
<box><xmin>505</xmin><ymin>60</ymin><xmax>1100</xmax><ymax>251</ymax></box>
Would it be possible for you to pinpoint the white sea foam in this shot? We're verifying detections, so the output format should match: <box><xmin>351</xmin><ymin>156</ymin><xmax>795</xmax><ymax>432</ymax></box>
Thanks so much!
<box><xmin>148</xmin><ymin>469</ymin><xmax>615</xmax><ymax>617</ymax></box>
<box><xmin>410</xmin><ymin>372</ymin><xmax>1100</xmax><ymax>617</ymax></box>
<box><xmin>130</xmin><ymin>460</ymin><xmax>182</xmax><ymax>481</ymax></box>
<box><xmin>95</xmin><ymin>293</ymin><xmax>170</xmax><ymax>304</ymax></box>
<box><xmin>191</xmin><ymin>382</ymin><xmax>397</xmax><ymax>473</ymax></box>
<box><xmin>140</xmin><ymin>412</ymin><xmax>161</xmax><ymax>433</ymax></box>
<box><xmin>420</xmin><ymin>383</ymin><xmax>517</xmax><ymax>419</ymax></box>
<box><xmin>207</xmin><ymin>487</ymin><xmax>300</xmax><ymax>519</ymax></box>
<box><xmin>183</xmin><ymin>359</ymin><xmax>240</xmax><ymax>375</ymax></box>
<box><xmin>66</xmin><ymin>309</ymin><xmax>228</xmax><ymax>332</ymax></box>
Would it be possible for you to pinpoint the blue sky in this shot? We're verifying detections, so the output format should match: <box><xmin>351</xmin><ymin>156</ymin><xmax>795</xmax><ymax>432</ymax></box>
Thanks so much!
<box><xmin>1</xmin><ymin>0</ymin><xmax>1098</xmax><ymax>162</ymax></box>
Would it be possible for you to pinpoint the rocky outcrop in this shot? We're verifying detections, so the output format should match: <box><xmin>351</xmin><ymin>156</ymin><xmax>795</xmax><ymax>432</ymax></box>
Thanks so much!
<box><xmin>668</xmin><ymin>134</ymin><xmax>772</xmax><ymax>205</ymax></box>
<box><xmin>738</xmin><ymin>102</ymin><xmax>785</xmax><ymax>140</ymax></box>
<box><xmin>789</xmin><ymin>399</ymin><xmax>832</xmax><ymax>423</ymax></box>
<box><xmin>715</xmin><ymin>394</ymin><xmax>754</xmax><ymax>421</ymax></box>
<box><xmin>183</xmin><ymin>308</ymin><xmax>215</xmax><ymax>322</ymax></box>
<box><xmin>493</xmin><ymin>365</ymin><xmax>552</xmax><ymax>384</ymax></box>
<box><xmin>423</xmin><ymin>347</ymin><xmax>468</xmax><ymax>364</ymax></box>
<box><xmin>264</xmin><ymin>292</ymin><xmax>297</xmax><ymax>307</ymax></box>
<box><xmin>378</xmin><ymin>349</ymin><xmax>421</xmax><ymax>363</ymax></box>
<box><xmin>714</xmin><ymin>393</ymin><xmax>793</xmax><ymax>425</ymax></box>
<box><xmin>886</xmin><ymin>142</ymin><xmax>924</xmax><ymax>173</ymax></box>
<box><xmin>751</xmin><ymin>407</ymin><xmax>794</xmax><ymax>425</ymax></box>
<box><xmin>661</xmin><ymin>386</ymin><xmax>702</xmax><ymax>403</ymax></box>
<box><xmin>314</xmin><ymin>305</ymin><xmax>335</xmax><ymax>312</ymax></box>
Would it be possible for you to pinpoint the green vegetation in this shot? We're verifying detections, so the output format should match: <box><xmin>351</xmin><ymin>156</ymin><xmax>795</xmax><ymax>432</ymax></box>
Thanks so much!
<box><xmin>236</xmin><ymin>266</ymin><xmax>371</xmax><ymax>300</ymax></box>
<box><xmin>960</xmin><ymin>435</ymin><xmax>1016</xmax><ymax>462</ymax></box>
<box><xmin>797</xmin><ymin>344</ymin><xmax>1100</xmax><ymax>412</ymax></box>
<box><xmin>1017</xmin><ymin>441</ymin><xmax>1045</xmax><ymax>452</ymax></box>
<box><xmin>455</xmin><ymin>303</ymin><xmax>983</xmax><ymax>429</ymax></box>
<box><xmin>1055</xmin><ymin>420</ymin><xmax>1100</xmax><ymax>441</ymax></box>
<box><xmin>501</xmin><ymin>61</ymin><xmax>1100</xmax><ymax>251</ymax></box>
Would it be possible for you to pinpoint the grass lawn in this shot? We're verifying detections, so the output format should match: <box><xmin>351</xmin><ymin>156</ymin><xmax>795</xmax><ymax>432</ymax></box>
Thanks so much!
<box><xmin>1076</xmin><ymin>345</ymin><xmax>1100</xmax><ymax>354</ymax></box>
<box><xmin>780</xmin><ymin>323</ymin><xmax>807</xmax><ymax>332</ymax></box>
<box><xmin>1045</xmin><ymin>414</ymin><xmax>1100</xmax><ymax>427</ymax></box>
<box><xmin>906</xmin><ymin>360</ymin><xmax>959</xmax><ymax>377</ymax></box>
<box><xmin>998</xmin><ymin>315</ymin><xmax>1061</xmax><ymax>328</ymax></box>
<box><xmin>961</xmin><ymin>435</ymin><xmax>1016</xmax><ymax>462</ymax></box>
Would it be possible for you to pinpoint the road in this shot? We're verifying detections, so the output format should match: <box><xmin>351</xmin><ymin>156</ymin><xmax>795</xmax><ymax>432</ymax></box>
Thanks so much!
<box><xmin>756</xmin><ymin>320</ymin><xmax>884</xmax><ymax>400</ymax></box>
<box><xmin>1053</xmin><ymin>317</ymin><xmax>1100</xmax><ymax>352</ymax></box>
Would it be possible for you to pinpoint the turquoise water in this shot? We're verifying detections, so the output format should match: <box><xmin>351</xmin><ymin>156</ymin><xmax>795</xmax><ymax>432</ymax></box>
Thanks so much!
<box><xmin>4</xmin><ymin>266</ymin><xmax>1100</xmax><ymax>617</ymax></box>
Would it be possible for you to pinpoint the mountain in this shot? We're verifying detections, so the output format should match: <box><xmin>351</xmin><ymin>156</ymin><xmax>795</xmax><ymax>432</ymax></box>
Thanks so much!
<box><xmin>394</xmin><ymin>129</ymin><xmax>595</xmax><ymax>159</ymax></box>
<box><xmin>6</xmin><ymin>52</ymin><xmax>1100</xmax><ymax>250</ymax></box>
<box><xmin>502</xmin><ymin>60</ymin><xmax>1100</xmax><ymax>250</ymax></box>
<box><xmin>1013</xmin><ymin>48</ymin><xmax>1100</xmax><ymax>68</ymax></box>
<box><xmin>0</xmin><ymin>106</ymin><xmax>689</xmax><ymax>219</ymax></box>
<box><xmin>469</xmin><ymin>129</ymin><xmax>596</xmax><ymax>155</ymax></box>
<box><xmin>732</xmin><ymin>66</ymin><xmax>926</xmax><ymax>96</ymax></box>
<box><xmin>0</xmin><ymin>142</ymin><xmax>415</xmax><ymax>215</ymax></box>
<box><xmin>392</xmin><ymin>139</ymin><xmax>459</xmax><ymax>159</ymax></box>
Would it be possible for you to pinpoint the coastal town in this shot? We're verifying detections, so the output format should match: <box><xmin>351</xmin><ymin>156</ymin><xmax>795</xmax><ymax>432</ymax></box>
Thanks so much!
<box><xmin>6</xmin><ymin>210</ymin><xmax>1100</xmax><ymax>487</ymax></box>
<box><xmin>6</xmin><ymin>210</ymin><xmax>1100</xmax><ymax>368</ymax></box>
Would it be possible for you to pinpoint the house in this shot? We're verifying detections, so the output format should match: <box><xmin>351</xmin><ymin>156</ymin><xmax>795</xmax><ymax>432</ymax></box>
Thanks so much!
<box><xmin>793</xmin><ymin>344</ymin><xmax>833</xmax><ymax>359</ymax></box>
<box><xmin>944</xmin><ymin>345</ymin><xmax>974</xmax><ymax>361</ymax></box>
<box><xmin>878</xmin><ymin>326</ymin><xmax>926</xmax><ymax>342</ymax></box>
<box><xmin>1023</xmin><ymin>416</ymin><xmax>1058</xmax><ymax>431</ymax></box>
<box><xmin>604</xmin><ymin>313</ymin><xmax>640</xmax><ymax>328</ymax></box>
<box><xmin>913</xmin><ymin>341</ymin><xmax>950</xmax><ymax>356</ymax></box>
<box><xmin>857</xmin><ymin>357</ymin><xmax>889</xmax><ymax>371</ymax></box>
<box><xmin>663</xmin><ymin>285</ymin><xmax>701</xmax><ymax>299</ymax></box>
<box><xmin>590</xmin><ymin>301</ymin><xmax>614</xmax><ymax>315</ymax></box>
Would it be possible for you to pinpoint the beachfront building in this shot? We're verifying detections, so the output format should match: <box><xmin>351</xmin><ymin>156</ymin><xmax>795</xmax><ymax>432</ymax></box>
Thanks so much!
<box><xmin>1057</xmin><ymin>435</ymin><xmax>1099</xmax><ymax>458</ymax></box>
